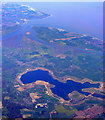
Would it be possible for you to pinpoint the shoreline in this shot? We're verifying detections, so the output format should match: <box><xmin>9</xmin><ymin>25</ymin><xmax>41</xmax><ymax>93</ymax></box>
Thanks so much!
<box><xmin>16</xmin><ymin>67</ymin><xmax>103</xmax><ymax>90</ymax></box>
<box><xmin>16</xmin><ymin>67</ymin><xmax>103</xmax><ymax>103</ymax></box>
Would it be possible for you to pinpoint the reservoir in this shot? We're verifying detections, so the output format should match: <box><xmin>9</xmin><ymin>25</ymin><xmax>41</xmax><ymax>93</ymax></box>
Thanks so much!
<box><xmin>20</xmin><ymin>69</ymin><xmax>100</xmax><ymax>100</ymax></box>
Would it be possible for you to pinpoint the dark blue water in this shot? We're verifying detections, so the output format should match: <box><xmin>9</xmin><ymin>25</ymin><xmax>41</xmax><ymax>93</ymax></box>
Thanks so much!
<box><xmin>93</xmin><ymin>93</ymin><xmax>105</xmax><ymax>99</ymax></box>
<box><xmin>20</xmin><ymin>69</ymin><xmax>100</xmax><ymax>100</ymax></box>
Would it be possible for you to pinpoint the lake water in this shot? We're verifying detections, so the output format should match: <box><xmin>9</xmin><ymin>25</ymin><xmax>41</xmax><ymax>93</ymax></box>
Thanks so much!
<box><xmin>20</xmin><ymin>69</ymin><xmax>100</xmax><ymax>100</ymax></box>
<box><xmin>93</xmin><ymin>93</ymin><xmax>105</xmax><ymax>99</ymax></box>
<box><xmin>21</xmin><ymin>2</ymin><xmax>103</xmax><ymax>39</ymax></box>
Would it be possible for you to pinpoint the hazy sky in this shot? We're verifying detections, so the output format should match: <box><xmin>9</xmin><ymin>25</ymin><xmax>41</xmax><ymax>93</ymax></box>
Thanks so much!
<box><xmin>1</xmin><ymin>0</ymin><xmax>104</xmax><ymax>2</ymax></box>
